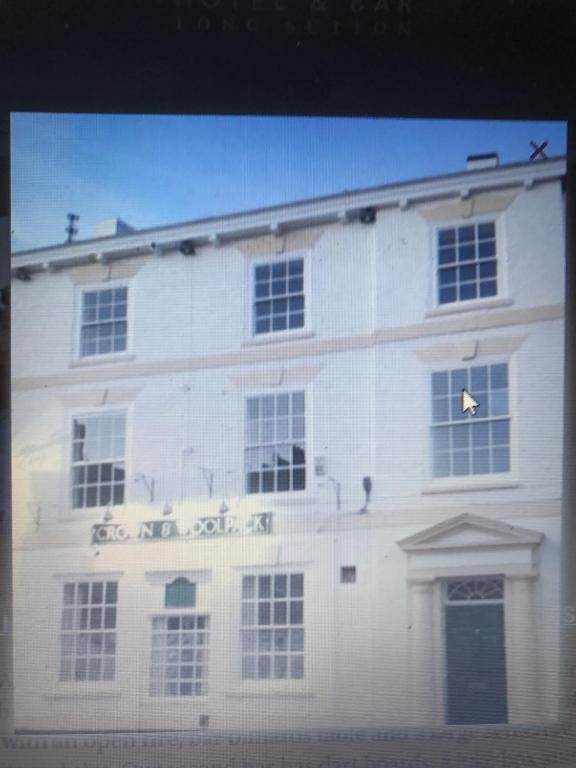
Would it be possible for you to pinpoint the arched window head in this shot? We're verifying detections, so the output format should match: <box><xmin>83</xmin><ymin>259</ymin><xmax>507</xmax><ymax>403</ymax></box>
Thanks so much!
<box><xmin>165</xmin><ymin>577</ymin><xmax>195</xmax><ymax>608</ymax></box>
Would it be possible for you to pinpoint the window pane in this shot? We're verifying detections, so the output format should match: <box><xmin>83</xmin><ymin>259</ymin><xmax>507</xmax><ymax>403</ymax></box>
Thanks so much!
<box><xmin>289</xmin><ymin>312</ymin><xmax>304</xmax><ymax>329</ymax></box>
<box><xmin>273</xmin><ymin>602</ymin><xmax>287</xmax><ymax>625</ymax></box>
<box><xmin>472</xmin><ymin>421</ymin><xmax>490</xmax><ymax>447</ymax></box>
<box><xmin>431</xmin><ymin>371</ymin><xmax>448</xmax><ymax>396</ymax></box>
<box><xmin>478</xmin><ymin>222</ymin><xmax>495</xmax><ymax>239</ymax></box>
<box><xmin>105</xmin><ymin>582</ymin><xmax>117</xmax><ymax>604</ymax></box>
<box><xmin>272</xmin><ymin>316</ymin><xmax>287</xmax><ymax>332</ymax></box>
<box><xmin>432</xmin><ymin>397</ymin><xmax>449</xmax><ymax>423</ymax></box>
<box><xmin>438</xmin><ymin>247</ymin><xmax>456</xmax><ymax>265</ymax></box>
<box><xmin>433</xmin><ymin>452</ymin><xmax>450</xmax><ymax>477</ymax></box>
<box><xmin>271</xmin><ymin>262</ymin><xmax>287</xmax><ymax>279</ymax></box>
<box><xmin>459</xmin><ymin>282</ymin><xmax>477</xmax><ymax>301</ymax></box>
<box><xmin>92</xmin><ymin>583</ymin><xmax>103</xmax><ymax>604</ymax></box>
<box><xmin>241</xmin><ymin>603</ymin><xmax>255</xmax><ymax>626</ymax></box>
<box><xmin>258</xmin><ymin>576</ymin><xmax>271</xmax><ymax>599</ymax></box>
<box><xmin>479</xmin><ymin>279</ymin><xmax>497</xmax><ymax>297</ymax></box>
<box><xmin>471</xmin><ymin>366</ymin><xmax>488</xmax><ymax>392</ymax></box>
<box><xmin>242</xmin><ymin>630</ymin><xmax>257</xmax><ymax>652</ymax></box>
<box><xmin>491</xmin><ymin>419</ymin><xmax>510</xmax><ymax>446</ymax></box>
<box><xmin>290</xmin><ymin>574</ymin><xmax>304</xmax><ymax>597</ymax></box>
<box><xmin>491</xmin><ymin>363</ymin><xmax>508</xmax><ymax>390</ymax></box>
<box><xmin>288</xmin><ymin>259</ymin><xmax>304</xmax><ymax>276</ymax></box>
<box><xmin>473</xmin><ymin>449</ymin><xmax>491</xmax><ymax>474</ymax></box>
<box><xmin>479</xmin><ymin>260</ymin><xmax>497</xmax><ymax>278</ymax></box>
<box><xmin>493</xmin><ymin>447</ymin><xmax>510</xmax><ymax>473</ymax></box>
<box><xmin>452</xmin><ymin>424</ymin><xmax>469</xmax><ymax>451</ymax></box>
<box><xmin>259</xmin><ymin>629</ymin><xmax>272</xmax><ymax>651</ymax></box>
<box><xmin>459</xmin><ymin>264</ymin><xmax>477</xmax><ymax>282</ymax></box>
<box><xmin>274</xmin><ymin>575</ymin><xmax>287</xmax><ymax>598</ymax></box>
<box><xmin>258</xmin><ymin>656</ymin><xmax>271</xmax><ymax>679</ymax></box>
<box><xmin>432</xmin><ymin>426</ymin><xmax>450</xmax><ymax>452</ymax></box>
<box><xmin>242</xmin><ymin>656</ymin><xmax>256</xmax><ymax>679</ymax></box>
<box><xmin>290</xmin><ymin>628</ymin><xmax>304</xmax><ymax>652</ymax></box>
<box><xmin>491</xmin><ymin>390</ymin><xmax>509</xmax><ymax>417</ymax></box>
<box><xmin>291</xmin><ymin>655</ymin><xmax>304</xmax><ymax>679</ymax></box>
<box><xmin>63</xmin><ymin>584</ymin><xmax>75</xmax><ymax>605</ymax></box>
<box><xmin>271</xmin><ymin>280</ymin><xmax>286</xmax><ymax>297</ymax></box>
<box><xmin>439</xmin><ymin>267</ymin><xmax>457</xmax><ymax>286</ymax></box>
<box><xmin>439</xmin><ymin>286</ymin><xmax>457</xmax><ymax>304</ymax></box>
<box><xmin>453</xmin><ymin>451</ymin><xmax>470</xmax><ymax>475</ymax></box>
<box><xmin>274</xmin><ymin>655</ymin><xmax>288</xmax><ymax>679</ymax></box>
<box><xmin>290</xmin><ymin>601</ymin><xmax>303</xmax><ymax>625</ymax></box>
<box><xmin>292</xmin><ymin>392</ymin><xmax>305</xmax><ymax>414</ymax></box>
<box><xmin>242</xmin><ymin>575</ymin><xmax>255</xmax><ymax>600</ymax></box>
<box><xmin>458</xmin><ymin>226</ymin><xmax>474</xmax><ymax>243</ymax></box>
<box><xmin>438</xmin><ymin>228</ymin><xmax>455</xmax><ymax>246</ymax></box>
<box><xmin>258</xmin><ymin>602</ymin><xmax>271</xmax><ymax>625</ymax></box>
<box><xmin>478</xmin><ymin>240</ymin><xmax>496</xmax><ymax>259</ymax></box>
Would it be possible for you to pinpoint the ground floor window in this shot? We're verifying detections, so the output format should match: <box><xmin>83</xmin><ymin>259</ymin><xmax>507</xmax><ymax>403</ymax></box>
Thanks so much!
<box><xmin>59</xmin><ymin>580</ymin><xmax>118</xmax><ymax>682</ymax></box>
<box><xmin>150</xmin><ymin>614</ymin><xmax>210</xmax><ymax>696</ymax></box>
<box><xmin>241</xmin><ymin>573</ymin><xmax>304</xmax><ymax>680</ymax></box>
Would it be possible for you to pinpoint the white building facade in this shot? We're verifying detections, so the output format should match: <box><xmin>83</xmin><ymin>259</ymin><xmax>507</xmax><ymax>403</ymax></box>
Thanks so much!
<box><xmin>10</xmin><ymin>155</ymin><xmax>566</xmax><ymax>733</ymax></box>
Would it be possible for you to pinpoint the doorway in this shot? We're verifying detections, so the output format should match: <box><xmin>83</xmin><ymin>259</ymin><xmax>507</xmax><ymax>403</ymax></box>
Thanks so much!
<box><xmin>444</xmin><ymin>577</ymin><xmax>508</xmax><ymax>725</ymax></box>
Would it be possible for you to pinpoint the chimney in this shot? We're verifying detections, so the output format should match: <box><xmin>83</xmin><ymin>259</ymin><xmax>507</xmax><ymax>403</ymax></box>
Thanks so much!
<box><xmin>466</xmin><ymin>153</ymin><xmax>499</xmax><ymax>171</ymax></box>
<box><xmin>93</xmin><ymin>218</ymin><xmax>134</xmax><ymax>238</ymax></box>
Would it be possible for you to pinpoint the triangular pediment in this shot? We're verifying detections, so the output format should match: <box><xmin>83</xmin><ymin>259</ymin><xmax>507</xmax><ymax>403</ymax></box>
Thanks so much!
<box><xmin>397</xmin><ymin>513</ymin><xmax>544</xmax><ymax>552</ymax></box>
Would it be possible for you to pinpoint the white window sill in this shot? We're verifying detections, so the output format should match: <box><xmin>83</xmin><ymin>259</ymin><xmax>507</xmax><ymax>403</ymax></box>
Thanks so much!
<box><xmin>226</xmin><ymin>689</ymin><xmax>314</xmax><ymax>699</ymax></box>
<box><xmin>59</xmin><ymin>505</ymin><xmax>126</xmax><ymax>524</ymax></box>
<box><xmin>70</xmin><ymin>352</ymin><xmax>135</xmax><ymax>368</ymax></box>
<box><xmin>248</xmin><ymin>493</ymin><xmax>316</xmax><ymax>507</ymax></box>
<box><xmin>425</xmin><ymin>297</ymin><xmax>513</xmax><ymax>318</ymax></box>
<box><xmin>422</xmin><ymin>476</ymin><xmax>519</xmax><ymax>495</ymax></box>
<box><xmin>242</xmin><ymin>330</ymin><xmax>315</xmax><ymax>348</ymax></box>
<box><xmin>43</xmin><ymin>688</ymin><xmax>121</xmax><ymax>701</ymax></box>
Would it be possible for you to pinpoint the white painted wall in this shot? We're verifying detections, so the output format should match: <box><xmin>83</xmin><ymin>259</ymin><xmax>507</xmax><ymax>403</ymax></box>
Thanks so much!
<box><xmin>10</xmin><ymin>174</ymin><xmax>565</xmax><ymax>731</ymax></box>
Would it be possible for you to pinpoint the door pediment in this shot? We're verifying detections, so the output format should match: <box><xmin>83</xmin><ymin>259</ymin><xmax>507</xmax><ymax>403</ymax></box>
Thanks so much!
<box><xmin>397</xmin><ymin>513</ymin><xmax>544</xmax><ymax>553</ymax></box>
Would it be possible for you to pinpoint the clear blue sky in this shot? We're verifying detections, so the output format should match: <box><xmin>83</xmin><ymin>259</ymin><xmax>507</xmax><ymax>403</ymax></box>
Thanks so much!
<box><xmin>11</xmin><ymin>113</ymin><xmax>567</xmax><ymax>253</ymax></box>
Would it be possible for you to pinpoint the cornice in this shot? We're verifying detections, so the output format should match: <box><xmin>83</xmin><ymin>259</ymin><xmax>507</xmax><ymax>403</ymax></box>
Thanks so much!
<box><xmin>11</xmin><ymin>157</ymin><xmax>566</xmax><ymax>276</ymax></box>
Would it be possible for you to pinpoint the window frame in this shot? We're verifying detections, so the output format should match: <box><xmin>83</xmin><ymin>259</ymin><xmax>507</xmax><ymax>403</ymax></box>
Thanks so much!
<box><xmin>243</xmin><ymin>386</ymin><xmax>311</xmax><ymax>498</ymax></box>
<box><xmin>74</xmin><ymin>280</ymin><xmax>132</xmax><ymax>362</ymax></box>
<box><xmin>62</xmin><ymin>405</ymin><xmax>132</xmax><ymax>520</ymax></box>
<box><xmin>149</xmin><ymin>612</ymin><xmax>210</xmax><ymax>698</ymax></box>
<box><xmin>431</xmin><ymin>215</ymin><xmax>507</xmax><ymax>312</ymax></box>
<box><xmin>232</xmin><ymin>566</ymin><xmax>309</xmax><ymax>694</ymax></box>
<box><xmin>426</xmin><ymin>356</ymin><xmax>518</xmax><ymax>490</ymax></box>
<box><xmin>247</xmin><ymin>252</ymin><xmax>311</xmax><ymax>341</ymax></box>
<box><xmin>58</xmin><ymin>577</ymin><xmax>120</xmax><ymax>685</ymax></box>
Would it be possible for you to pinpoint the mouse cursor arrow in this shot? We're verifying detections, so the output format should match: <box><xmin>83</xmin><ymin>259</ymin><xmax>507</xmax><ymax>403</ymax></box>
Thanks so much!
<box><xmin>461</xmin><ymin>389</ymin><xmax>479</xmax><ymax>416</ymax></box>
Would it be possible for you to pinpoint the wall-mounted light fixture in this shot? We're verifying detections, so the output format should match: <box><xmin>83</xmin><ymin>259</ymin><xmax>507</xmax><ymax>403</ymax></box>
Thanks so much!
<box><xmin>357</xmin><ymin>476</ymin><xmax>372</xmax><ymax>514</ymax></box>
<box><xmin>327</xmin><ymin>476</ymin><xmax>341</xmax><ymax>512</ymax></box>
<box><xmin>359</xmin><ymin>207</ymin><xmax>376</xmax><ymax>225</ymax></box>
<box><xmin>179</xmin><ymin>239</ymin><xmax>196</xmax><ymax>256</ymax></box>
<box><xmin>15</xmin><ymin>267</ymin><xmax>31</xmax><ymax>281</ymax></box>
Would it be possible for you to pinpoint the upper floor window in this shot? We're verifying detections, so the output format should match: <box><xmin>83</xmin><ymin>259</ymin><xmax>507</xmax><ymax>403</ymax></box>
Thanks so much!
<box><xmin>437</xmin><ymin>221</ymin><xmax>497</xmax><ymax>305</ymax></box>
<box><xmin>253</xmin><ymin>258</ymin><xmax>304</xmax><ymax>335</ymax></box>
<box><xmin>72</xmin><ymin>412</ymin><xmax>126</xmax><ymax>508</ymax></box>
<box><xmin>241</xmin><ymin>573</ymin><xmax>304</xmax><ymax>680</ymax></box>
<box><xmin>60</xmin><ymin>580</ymin><xmax>118</xmax><ymax>682</ymax></box>
<box><xmin>245</xmin><ymin>392</ymin><xmax>306</xmax><ymax>494</ymax></box>
<box><xmin>431</xmin><ymin>363</ymin><xmax>510</xmax><ymax>477</ymax></box>
<box><xmin>80</xmin><ymin>286</ymin><xmax>127</xmax><ymax>357</ymax></box>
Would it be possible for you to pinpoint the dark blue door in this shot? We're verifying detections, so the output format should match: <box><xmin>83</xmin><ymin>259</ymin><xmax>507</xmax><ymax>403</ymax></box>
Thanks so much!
<box><xmin>445</xmin><ymin>603</ymin><xmax>508</xmax><ymax>725</ymax></box>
